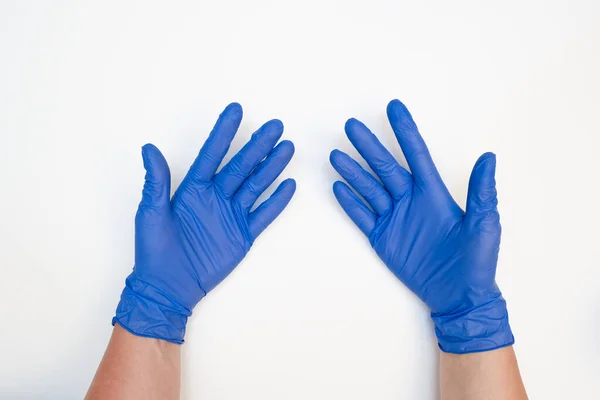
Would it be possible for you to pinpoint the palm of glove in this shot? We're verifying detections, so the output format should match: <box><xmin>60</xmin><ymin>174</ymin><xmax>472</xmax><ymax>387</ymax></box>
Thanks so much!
<box><xmin>135</xmin><ymin>180</ymin><xmax>253</xmax><ymax>311</ymax></box>
<box><xmin>370</xmin><ymin>181</ymin><xmax>501</xmax><ymax>316</ymax></box>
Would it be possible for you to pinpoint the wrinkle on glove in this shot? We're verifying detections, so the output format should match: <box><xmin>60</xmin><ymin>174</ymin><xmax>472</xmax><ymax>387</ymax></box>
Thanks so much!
<box><xmin>114</xmin><ymin>103</ymin><xmax>296</xmax><ymax>343</ymax></box>
<box><xmin>330</xmin><ymin>99</ymin><xmax>513</xmax><ymax>354</ymax></box>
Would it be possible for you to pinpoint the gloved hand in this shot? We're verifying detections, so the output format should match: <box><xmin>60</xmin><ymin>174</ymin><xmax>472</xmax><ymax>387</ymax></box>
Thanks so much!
<box><xmin>330</xmin><ymin>99</ymin><xmax>513</xmax><ymax>354</ymax></box>
<box><xmin>113</xmin><ymin>103</ymin><xmax>296</xmax><ymax>344</ymax></box>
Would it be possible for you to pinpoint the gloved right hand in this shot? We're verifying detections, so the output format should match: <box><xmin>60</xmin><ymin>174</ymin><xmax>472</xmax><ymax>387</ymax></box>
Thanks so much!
<box><xmin>330</xmin><ymin>99</ymin><xmax>513</xmax><ymax>354</ymax></box>
<box><xmin>113</xmin><ymin>103</ymin><xmax>296</xmax><ymax>344</ymax></box>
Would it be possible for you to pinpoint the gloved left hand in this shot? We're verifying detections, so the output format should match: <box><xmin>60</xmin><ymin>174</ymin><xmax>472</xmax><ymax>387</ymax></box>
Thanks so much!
<box><xmin>330</xmin><ymin>100</ymin><xmax>513</xmax><ymax>354</ymax></box>
<box><xmin>113</xmin><ymin>103</ymin><xmax>296</xmax><ymax>344</ymax></box>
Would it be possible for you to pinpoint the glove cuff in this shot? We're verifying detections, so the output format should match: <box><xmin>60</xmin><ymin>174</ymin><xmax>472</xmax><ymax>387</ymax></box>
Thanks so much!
<box><xmin>432</xmin><ymin>296</ymin><xmax>514</xmax><ymax>354</ymax></box>
<box><xmin>112</xmin><ymin>273</ymin><xmax>192</xmax><ymax>344</ymax></box>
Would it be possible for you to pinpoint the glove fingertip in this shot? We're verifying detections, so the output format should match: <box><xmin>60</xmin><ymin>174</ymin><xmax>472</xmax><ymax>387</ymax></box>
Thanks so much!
<box><xmin>259</xmin><ymin>119</ymin><xmax>284</xmax><ymax>136</ymax></box>
<box><xmin>344</xmin><ymin>117</ymin><xmax>363</xmax><ymax>133</ymax></box>
<box><xmin>329</xmin><ymin>149</ymin><xmax>346</xmax><ymax>166</ymax></box>
<box><xmin>476</xmin><ymin>152</ymin><xmax>497</xmax><ymax>168</ymax></box>
<box><xmin>386</xmin><ymin>99</ymin><xmax>411</xmax><ymax>121</ymax></box>
<box><xmin>332</xmin><ymin>180</ymin><xmax>347</xmax><ymax>195</ymax></box>
<box><xmin>223</xmin><ymin>102</ymin><xmax>243</xmax><ymax>117</ymax></box>
<box><xmin>141</xmin><ymin>143</ymin><xmax>155</xmax><ymax>168</ymax></box>
<box><xmin>277</xmin><ymin>178</ymin><xmax>296</xmax><ymax>199</ymax></box>
<box><xmin>277</xmin><ymin>140</ymin><xmax>295</xmax><ymax>155</ymax></box>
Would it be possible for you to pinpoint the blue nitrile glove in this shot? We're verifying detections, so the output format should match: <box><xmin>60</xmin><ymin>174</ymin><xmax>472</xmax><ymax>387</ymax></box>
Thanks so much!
<box><xmin>113</xmin><ymin>103</ymin><xmax>296</xmax><ymax>344</ymax></box>
<box><xmin>330</xmin><ymin>99</ymin><xmax>513</xmax><ymax>354</ymax></box>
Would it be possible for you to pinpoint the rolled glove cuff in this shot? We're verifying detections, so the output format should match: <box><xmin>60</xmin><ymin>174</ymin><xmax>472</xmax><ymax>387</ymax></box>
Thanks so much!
<box><xmin>432</xmin><ymin>296</ymin><xmax>514</xmax><ymax>354</ymax></box>
<box><xmin>112</xmin><ymin>273</ymin><xmax>192</xmax><ymax>344</ymax></box>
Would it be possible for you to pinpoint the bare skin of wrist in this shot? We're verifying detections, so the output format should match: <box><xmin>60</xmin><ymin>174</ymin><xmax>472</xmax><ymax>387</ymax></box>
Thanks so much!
<box><xmin>440</xmin><ymin>346</ymin><xmax>528</xmax><ymax>400</ymax></box>
<box><xmin>85</xmin><ymin>324</ymin><xmax>181</xmax><ymax>400</ymax></box>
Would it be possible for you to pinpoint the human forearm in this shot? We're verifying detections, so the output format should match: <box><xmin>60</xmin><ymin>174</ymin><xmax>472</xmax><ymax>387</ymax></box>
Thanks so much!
<box><xmin>440</xmin><ymin>346</ymin><xmax>527</xmax><ymax>400</ymax></box>
<box><xmin>85</xmin><ymin>324</ymin><xmax>180</xmax><ymax>400</ymax></box>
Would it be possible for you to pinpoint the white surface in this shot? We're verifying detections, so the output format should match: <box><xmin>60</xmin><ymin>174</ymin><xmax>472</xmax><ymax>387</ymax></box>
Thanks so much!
<box><xmin>1</xmin><ymin>1</ymin><xmax>599</xmax><ymax>398</ymax></box>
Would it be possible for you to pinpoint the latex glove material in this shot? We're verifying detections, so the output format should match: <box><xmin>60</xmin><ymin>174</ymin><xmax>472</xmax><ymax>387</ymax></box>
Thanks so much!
<box><xmin>113</xmin><ymin>103</ymin><xmax>296</xmax><ymax>344</ymax></box>
<box><xmin>330</xmin><ymin>100</ymin><xmax>513</xmax><ymax>354</ymax></box>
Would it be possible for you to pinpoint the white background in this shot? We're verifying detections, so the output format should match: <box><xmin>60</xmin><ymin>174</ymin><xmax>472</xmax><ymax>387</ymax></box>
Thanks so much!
<box><xmin>1</xmin><ymin>1</ymin><xmax>599</xmax><ymax>399</ymax></box>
